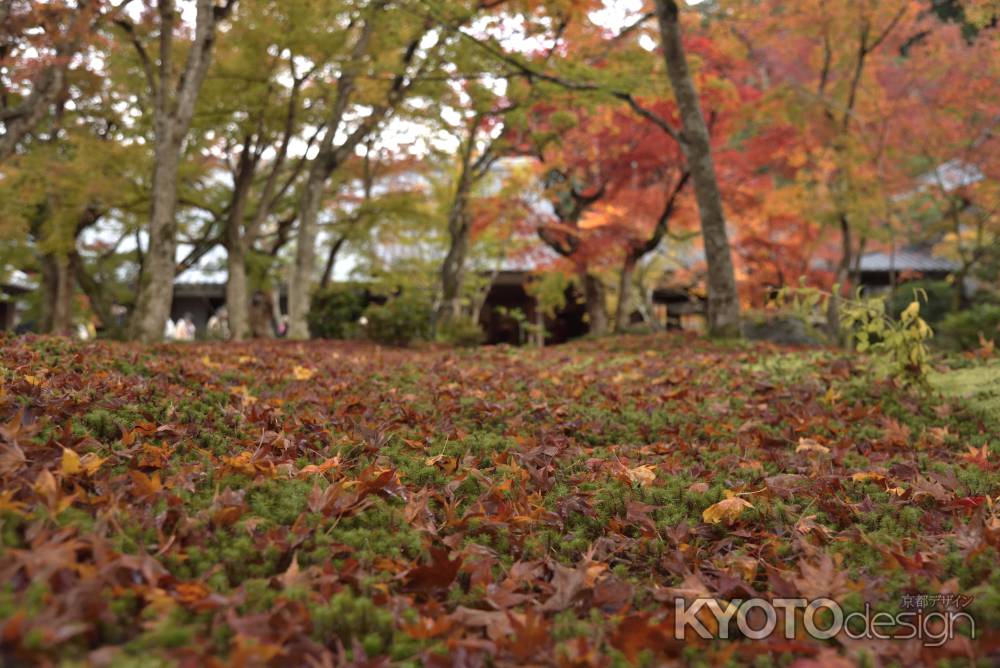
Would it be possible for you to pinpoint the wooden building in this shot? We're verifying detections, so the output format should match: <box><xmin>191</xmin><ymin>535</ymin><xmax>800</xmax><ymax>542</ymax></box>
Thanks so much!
<box><xmin>477</xmin><ymin>270</ymin><xmax>588</xmax><ymax>345</ymax></box>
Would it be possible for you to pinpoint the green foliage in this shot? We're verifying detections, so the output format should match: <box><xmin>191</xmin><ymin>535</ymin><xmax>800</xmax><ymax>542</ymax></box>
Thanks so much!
<box><xmin>307</xmin><ymin>283</ymin><xmax>368</xmax><ymax>340</ymax></box>
<box><xmin>777</xmin><ymin>286</ymin><xmax>935</xmax><ymax>387</ymax></box>
<box><xmin>436</xmin><ymin>316</ymin><xmax>484</xmax><ymax>347</ymax></box>
<box><xmin>841</xmin><ymin>290</ymin><xmax>935</xmax><ymax>387</ymax></box>
<box><xmin>888</xmin><ymin>280</ymin><xmax>954</xmax><ymax>325</ymax></box>
<box><xmin>526</xmin><ymin>272</ymin><xmax>569</xmax><ymax>318</ymax></box>
<box><xmin>362</xmin><ymin>291</ymin><xmax>432</xmax><ymax>346</ymax></box>
<box><xmin>938</xmin><ymin>303</ymin><xmax>1000</xmax><ymax>351</ymax></box>
<box><xmin>494</xmin><ymin>305</ymin><xmax>547</xmax><ymax>345</ymax></box>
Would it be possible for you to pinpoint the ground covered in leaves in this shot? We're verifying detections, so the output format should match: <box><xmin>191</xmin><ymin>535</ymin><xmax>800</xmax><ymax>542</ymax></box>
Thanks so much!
<box><xmin>1</xmin><ymin>334</ymin><xmax>998</xmax><ymax>667</ymax></box>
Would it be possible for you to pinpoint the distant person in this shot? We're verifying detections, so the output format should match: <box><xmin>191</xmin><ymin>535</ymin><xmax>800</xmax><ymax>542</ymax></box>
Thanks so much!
<box><xmin>164</xmin><ymin>318</ymin><xmax>177</xmax><ymax>341</ymax></box>
<box><xmin>176</xmin><ymin>313</ymin><xmax>196</xmax><ymax>341</ymax></box>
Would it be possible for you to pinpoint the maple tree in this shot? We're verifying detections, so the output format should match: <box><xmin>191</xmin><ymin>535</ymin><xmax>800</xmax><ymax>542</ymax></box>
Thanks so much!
<box><xmin>0</xmin><ymin>0</ymin><xmax>122</xmax><ymax>162</ymax></box>
<box><xmin>521</xmin><ymin>99</ymin><xmax>696</xmax><ymax>333</ymax></box>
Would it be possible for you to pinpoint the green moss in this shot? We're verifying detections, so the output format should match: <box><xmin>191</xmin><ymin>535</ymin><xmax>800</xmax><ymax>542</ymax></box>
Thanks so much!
<box><xmin>310</xmin><ymin>590</ymin><xmax>394</xmax><ymax>650</ymax></box>
<box><xmin>933</xmin><ymin>363</ymin><xmax>1000</xmax><ymax>422</ymax></box>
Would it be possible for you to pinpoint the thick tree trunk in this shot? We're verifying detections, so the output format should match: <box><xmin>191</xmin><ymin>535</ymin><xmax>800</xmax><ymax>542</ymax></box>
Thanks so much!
<box><xmin>40</xmin><ymin>252</ymin><xmax>76</xmax><ymax>335</ymax></box>
<box><xmin>132</xmin><ymin>142</ymin><xmax>181</xmax><ymax>342</ymax></box>
<box><xmin>286</xmin><ymin>19</ymin><xmax>386</xmax><ymax>341</ymax></box>
<box><xmin>615</xmin><ymin>255</ymin><xmax>636</xmax><ymax>333</ymax></box>
<box><xmin>439</xmin><ymin>203</ymin><xmax>470</xmax><ymax>322</ymax></box>
<box><xmin>224</xmin><ymin>144</ymin><xmax>256</xmax><ymax>341</ymax></box>
<box><xmin>583</xmin><ymin>272</ymin><xmax>608</xmax><ymax>336</ymax></box>
<box><xmin>655</xmin><ymin>0</ymin><xmax>741</xmax><ymax>338</ymax></box>
<box><xmin>287</xmin><ymin>166</ymin><xmax>326</xmax><ymax>340</ymax></box>
<box><xmin>437</xmin><ymin>114</ymin><xmax>489</xmax><ymax>327</ymax></box>
<box><xmin>129</xmin><ymin>0</ymin><xmax>230</xmax><ymax>342</ymax></box>
<box><xmin>226</xmin><ymin>243</ymin><xmax>249</xmax><ymax>340</ymax></box>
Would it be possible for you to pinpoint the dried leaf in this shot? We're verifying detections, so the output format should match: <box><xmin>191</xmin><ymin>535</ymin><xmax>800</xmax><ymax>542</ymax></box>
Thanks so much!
<box><xmin>702</xmin><ymin>496</ymin><xmax>753</xmax><ymax>525</ymax></box>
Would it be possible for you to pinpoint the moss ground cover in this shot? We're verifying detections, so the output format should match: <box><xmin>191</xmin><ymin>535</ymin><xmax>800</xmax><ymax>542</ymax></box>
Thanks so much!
<box><xmin>0</xmin><ymin>333</ymin><xmax>997</xmax><ymax>666</ymax></box>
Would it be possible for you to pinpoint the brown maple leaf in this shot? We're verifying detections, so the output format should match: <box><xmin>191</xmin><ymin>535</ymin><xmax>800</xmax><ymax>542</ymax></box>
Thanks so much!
<box><xmin>403</xmin><ymin>546</ymin><xmax>462</xmax><ymax>592</ymax></box>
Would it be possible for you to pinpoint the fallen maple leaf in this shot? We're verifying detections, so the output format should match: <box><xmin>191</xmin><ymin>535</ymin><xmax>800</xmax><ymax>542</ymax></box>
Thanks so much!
<box><xmin>541</xmin><ymin>562</ymin><xmax>587</xmax><ymax>612</ymax></box>
<box><xmin>403</xmin><ymin>546</ymin><xmax>462</xmax><ymax>591</ymax></box>
<box><xmin>850</xmin><ymin>471</ymin><xmax>886</xmax><ymax>483</ymax></box>
<box><xmin>298</xmin><ymin>455</ymin><xmax>341</xmax><ymax>477</ymax></box>
<box><xmin>702</xmin><ymin>496</ymin><xmax>753</xmax><ymax>525</ymax></box>
<box><xmin>881</xmin><ymin>418</ymin><xmax>911</xmax><ymax>447</ymax></box>
<box><xmin>291</xmin><ymin>365</ymin><xmax>315</xmax><ymax>381</ymax></box>
<box><xmin>80</xmin><ymin>452</ymin><xmax>105</xmax><ymax>476</ymax></box>
<box><xmin>910</xmin><ymin>475</ymin><xmax>952</xmax><ymax>502</ymax></box>
<box><xmin>796</xmin><ymin>437</ymin><xmax>830</xmax><ymax>455</ymax></box>
<box><xmin>794</xmin><ymin>553</ymin><xmax>849</xmax><ymax>599</ymax></box>
<box><xmin>61</xmin><ymin>448</ymin><xmax>82</xmax><ymax>476</ymax></box>
<box><xmin>626</xmin><ymin>464</ymin><xmax>657</xmax><ymax>487</ymax></box>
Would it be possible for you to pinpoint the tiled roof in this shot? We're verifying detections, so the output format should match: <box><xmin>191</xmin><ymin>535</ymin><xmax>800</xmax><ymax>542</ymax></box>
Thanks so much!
<box><xmin>858</xmin><ymin>250</ymin><xmax>958</xmax><ymax>273</ymax></box>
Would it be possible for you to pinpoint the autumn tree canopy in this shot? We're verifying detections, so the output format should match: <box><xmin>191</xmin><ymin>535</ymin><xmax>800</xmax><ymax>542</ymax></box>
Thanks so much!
<box><xmin>0</xmin><ymin>0</ymin><xmax>997</xmax><ymax>340</ymax></box>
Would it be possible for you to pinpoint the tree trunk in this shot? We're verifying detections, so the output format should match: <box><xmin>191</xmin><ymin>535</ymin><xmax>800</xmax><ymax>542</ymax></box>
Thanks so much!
<box><xmin>583</xmin><ymin>272</ymin><xmax>608</xmax><ymax>336</ymax></box>
<box><xmin>320</xmin><ymin>235</ymin><xmax>347</xmax><ymax>290</ymax></box>
<box><xmin>131</xmin><ymin>140</ymin><xmax>181</xmax><ymax>342</ymax></box>
<box><xmin>953</xmin><ymin>267</ymin><xmax>967</xmax><ymax>312</ymax></box>
<box><xmin>826</xmin><ymin>215</ymin><xmax>852</xmax><ymax>341</ymax></box>
<box><xmin>655</xmin><ymin>0</ymin><xmax>741</xmax><ymax>338</ymax></box>
<box><xmin>615</xmin><ymin>255</ymin><xmax>636</xmax><ymax>333</ymax></box>
<box><xmin>129</xmin><ymin>0</ymin><xmax>230</xmax><ymax>342</ymax></box>
<box><xmin>439</xmin><ymin>204</ymin><xmax>470</xmax><ymax>323</ymax></box>
<box><xmin>287</xmin><ymin>166</ymin><xmax>326</xmax><ymax>340</ymax></box>
<box><xmin>226</xmin><ymin>242</ymin><xmax>249</xmax><ymax>341</ymax></box>
<box><xmin>531</xmin><ymin>307</ymin><xmax>545</xmax><ymax>348</ymax></box>
<box><xmin>224</xmin><ymin>143</ymin><xmax>257</xmax><ymax>341</ymax></box>
<box><xmin>437</xmin><ymin>114</ymin><xmax>489</xmax><ymax>327</ymax></box>
<box><xmin>40</xmin><ymin>252</ymin><xmax>76</xmax><ymax>335</ymax></box>
<box><xmin>286</xmin><ymin>19</ymin><xmax>388</xmax><ymax>341</ymax></box>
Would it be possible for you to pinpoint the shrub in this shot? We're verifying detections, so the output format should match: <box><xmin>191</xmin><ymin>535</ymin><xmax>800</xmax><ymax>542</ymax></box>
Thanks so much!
<box><xmin>938</xmin><ymin>304</ymin><xmax>1000</xmax><ymax>351</ymax></box>
<box><xmin>307</xmin><ymin>283</ymin><xmax>368</xmax><ymax>339</ymax></box>
<box><xmin>363</xmin><ymin>291</ymin><xmax>432</xmax><ymax>346</ymax></box>
<box><xmin>840</xmin><ymin>293</ymin><xmax>934</xmax><ymax>387</ymax></box>
<box><xmin>436</xmin><ymin>317</ymin><xmax>484</xmax><ymax>347</ymax></box>
<box><xmin>776</xmin><ymin>286</ymin><xmax>934</xmax><ymax>388</ymax></box>
<box><xmin>888</xmin><ymin>280</ymin><xmax>955</xmax><ymax>325</ymax></box>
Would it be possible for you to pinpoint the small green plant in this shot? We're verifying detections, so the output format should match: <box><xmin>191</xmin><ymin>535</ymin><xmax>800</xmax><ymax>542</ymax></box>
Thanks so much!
<box><xmin>841</xmin><ymin>290</ymin><xmax>934</xmax><ymax>386</ymax></box>
<box><xmin>363</xmin><ymin>290</ymin><xmax>432</xmax><ymax>346</ymax></box>
<box><xmin>776</xmin><ymin>286</ymin><xmax>935</xmax><ymax>387</ymax></box>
